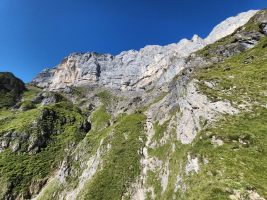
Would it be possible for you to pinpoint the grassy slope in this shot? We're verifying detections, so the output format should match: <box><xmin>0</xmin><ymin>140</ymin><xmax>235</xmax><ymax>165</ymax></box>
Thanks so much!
<box><xmin>181</xmin><ymin>36</ymin><xmax>267</xmax><ymax>199</ymax></box>
<box><xmin>35</xmin><ymin>90</ymin><xmax>146</xmax><ymax>200</ymax></box>
<box><xmin>0</xmin><ymin>88</ymin><xmax>87</xmax><ymax>198</ymax></box>
<box><xmin>196</xmin><ymin>37</ymin><xmax>267</xmax><ymax>106</ymax></box>
<box><xmin>34</xmin><ymin>104</ymin><xmax>113</xmax><ymax>200</ymax></box>
<box><xmin>78</xmin><ymin>112</ymin><xmax>146</xmax><ymax>199</ymax></box>
<box><xmin>183</xmin><ymin>108</ymin><xmax>267</xmax><ymax>199</ymax></box>
<box><xmin>146</xmin><ymin>37</ymin><xmax>267</xmax><ymax>199</ymax></box>
<box><xmin>0</xmin><ymin>72</ymin><xmax>25</xmax><ymax>108</ymax></box>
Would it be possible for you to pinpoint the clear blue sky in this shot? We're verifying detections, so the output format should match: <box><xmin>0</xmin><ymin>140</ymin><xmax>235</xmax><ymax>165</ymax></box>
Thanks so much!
<box><xmin>0</xmin><ymin>0</ymin><xmax>266</xmax><ymax>82</ymax></box>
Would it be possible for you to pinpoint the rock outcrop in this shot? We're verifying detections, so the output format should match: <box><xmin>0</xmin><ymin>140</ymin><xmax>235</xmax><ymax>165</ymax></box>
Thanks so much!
<box><xmin>32</xmin><ymin>10</ymin><xmax>257</xmax><ymax>91</ymax></box>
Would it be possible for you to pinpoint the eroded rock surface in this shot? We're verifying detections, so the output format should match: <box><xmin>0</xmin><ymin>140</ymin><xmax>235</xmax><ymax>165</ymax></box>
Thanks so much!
<box><xmin>32</xmin><ymin>10</ymin><xmax>257</xmax><ymax>92</ymax></box>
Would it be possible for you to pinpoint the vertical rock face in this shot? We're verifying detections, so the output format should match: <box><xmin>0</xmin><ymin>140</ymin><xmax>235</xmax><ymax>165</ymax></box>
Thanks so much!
<box><xmin>32</xmin><ymin>39</ymin><xmax>206</xmax><ymax>91</ymax></box>
<box><xmin>32</xmin><ymin>53</ymin><xmax>114</xmax><ymax>89</ymax></box>
<box><xmin>31</xmin><ymin>10</ymin><xmax>258</xmax><ymax>91</ymax></box>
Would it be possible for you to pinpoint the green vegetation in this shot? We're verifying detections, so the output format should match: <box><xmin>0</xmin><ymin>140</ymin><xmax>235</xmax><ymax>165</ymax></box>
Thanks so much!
<box><xmin>34</xmin><ymin>103</ymin><xmax>113</xmax><ymax>200</ymax></box>
<box><xmin>90</xmin><ymin>105</ymin><xmax>111</xmax><ymax>131</ymax></box>
<box><xmin>146</xmin><ymin>36</ymin><xmax>267</xmax><ymax>200</ymax></box>
<box><xmin>147</xmin><ymin>170</ymin><xmax>162</xmax><ymax>199</ymax></box>
<box><xmin>179</xmin><ymin>107</ymin><xmax>267</xmax><ymax>199</ymax></box>
<box><xmin>96</xmin><ymin>90</ymin><xmax>118</xmax><ymax>106</ymax></box>
<box><xmin>19</xmin><ymin>100</ymin><xmax>36</xmax><ymax>110</ymax></box>
<box><xmin>243</xmin><ymin>10</ymin><xmax>262</xmax><ymax>32</ymax></box>
<box><xmin>0</xmin><ymin>100</ymin><xmax>87</xmax><ymax>198</ymax></box>
<box><xmin>197</xmin><ymin>34</ymin><xmax>234</xmax><ymax>58</ymax></box>
<box><xmin>195</xmin><ymin>37</ymin><xmax>267</xmax><ymax>106</ymax></box>
<box><xmin>23</xmin><ymin>85</ymin><xmax>42</xmax><ymax>101</ymax></box>
<box><xmin>179</xmin><ymin>37</ymin><xmax>267</xmax><ymax>199</ymax></box>
<box><xmin>153</xmin><ymin>121</ymin><xmax>169</xmax><ymax>142</ymax></box>
<box><xmin>78</xmin><ymin>113</ymin><xmax>146</xmax><ymax>200</ymax></box>
<box><xmin>0</xmin><ymin>108</ymin><xmax>39</xmax><ymax>133</ymax></box>
<box><xmin>196</xmin><ymin>12</ymin><xmax>263</xmax><ymax>59</ymax></box>
<box><xmin>147</xmin><ymin>111</ymin><xmax>267</xmax><ymax>199</ymax></box>
<box><xmin>188</xmin><ymin>32</ymin><xmax>267</xmax><ymax>200</ymax></box>
<box><xmin>37</xmin><ymin>179</ymin><xmax>62</xmax><ymax>200</ymax></box>
<box><xmin>0</xmin><ymin>72</ymin><xmax>25</xmax><ymax>108</ymax></box>
<box><xmin>149</xmin><ymin>143</ymin><xmax>172</xmax><ymax>161</ymax></box>
<box><xmin>0</xmin><ymin>109</ymin><xmax>13</xmax><ymax>121</ymax></box>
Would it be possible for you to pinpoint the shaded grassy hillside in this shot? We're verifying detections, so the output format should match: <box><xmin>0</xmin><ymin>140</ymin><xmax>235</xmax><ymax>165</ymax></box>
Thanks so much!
<box><xmin>0</xmin><ymin>72</ymin><xmax>25</xmax><ymax>108</ymax></box>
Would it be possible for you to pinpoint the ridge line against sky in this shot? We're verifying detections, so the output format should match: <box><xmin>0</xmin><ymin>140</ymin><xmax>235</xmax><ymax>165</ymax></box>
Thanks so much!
<box><xmin>0</xmin><ymin>0</ymin><xmax>267</xmax><ymax>82</ymax></box>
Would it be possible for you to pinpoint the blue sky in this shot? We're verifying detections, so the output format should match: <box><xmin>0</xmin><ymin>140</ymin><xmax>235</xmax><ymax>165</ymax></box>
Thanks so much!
<box><xmin>0</xmin><ymin>0</ymin><xmax>266</xmax><ymax>82</ymax></box>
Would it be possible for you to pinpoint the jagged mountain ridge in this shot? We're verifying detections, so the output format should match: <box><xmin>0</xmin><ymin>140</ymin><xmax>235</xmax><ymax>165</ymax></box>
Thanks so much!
<box><xmin>32</xmin><ymin>10</ymin><xmax>257</xmax><ymax>91</ymax></box>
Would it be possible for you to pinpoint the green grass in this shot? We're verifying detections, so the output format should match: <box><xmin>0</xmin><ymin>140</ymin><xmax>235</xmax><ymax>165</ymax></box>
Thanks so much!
<box><xmin>171</xmin><ymin>35</ymin><xmax>267</xmax><ymax>199</ymax></box>
<box><xmin>147</xmin><ymin>170</ymin><xmax>162</xmax><ymax>199</ymax></box>
<box><xmin>96</xmin><ymin>90</ymin><xmax>118</xmax><ymax>106</ymax></box>
<box><xmin>194</xmin><ymin>37</ymin><xmax>267</xmax><ymax>106</ymax></box>
<box><xmin>37</xmin><ymin>179</ymin><xmax>62</xmax><ymax>200</ymax></box>
<box><xmin>1</xmin><ymin>16</ymin><xmax>266</xmax><ymax>199</ymax></box>
<box><xmin>148</xmin><ymin>143</ymin><xmax>172</xmax><ymax>161</ymax></box>
<box><xmin>0</xmin><ymin>108</ymin><xmax>39</xmax><ymax>133</ymax></box>
<box><xmin>0</xmin><ymin>101</ymin><xmax>87</xmax><ymax>198</ymax></box>
<box><xmin>177</xmin><ymin>107</ymin><xmax>267</xmax><ymax>199</ymax></box>
<box><xmin>196</xmin><ymin>11</ymin><xmax>262</xmax><ymax>60</ymax></box>
<box><xmin>34</xmin><ymin>103</ymin><xmax>113</xmax><ymax>200</ymax></box>
<box><xmin>19</xmin><ymin>100</ymin><xmax>36</xmax><ymax>110</ymax></box>
<box><xmin>0</xmin><ymin>72</ymin><xmax>25</xmax><ymax>108</ymax></box>
<box><xmin>242</xmin><ymin>10</ymin><xmax>262</xmax><ymax>32</ymax></box>
<box><xmin>147</xmin><ymin>109</ymin><xmax>267</xmax><ymax>199</ymax></box>
<box><xmin>153</xmin><ymin>120</ymin><xmax>169</xmax><ymax>143</ymax></box>
<box><xmin>0</xmin><ymin>128</ymin><xmax>83</xmax><ymax>196</ymax></box>
<box><xmin>23</xmin><ymin>85</ymin><xmax>42</xmax><ymax>101</ymax></box>
<box><xmin>197</xmin><ymin>34</ymin><xmax>234</xmax><ymax>58</ymax></box>
<box><xmin>0</xmin><ymin>109</ymin><xmax>13</xmax><ymax>121</ymax></box>
<box><xmin>146</xmin><ymin>36</ymin><xmax>267</xmax><ymax>200</ymax></box>
<box><xmin>91</xmin><ymin>105</ymin><xmax>111</xmax><ymax>130</ymax></box>
<box><xmin>78</xmin><ymin>113</ymin><xmax>146</xmax><ymax>200</ymax></box>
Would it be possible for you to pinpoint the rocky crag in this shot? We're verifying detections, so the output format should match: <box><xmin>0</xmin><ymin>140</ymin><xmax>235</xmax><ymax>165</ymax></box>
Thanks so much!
<box><xmin>0</xmin><ymin>9</ymin><xmax>266</xmax><ymax>200</ymax></box>
<box><xmin>31</xmin><ymin>10</ymin><xmax>257</xmax><ymax>91</ymax></box>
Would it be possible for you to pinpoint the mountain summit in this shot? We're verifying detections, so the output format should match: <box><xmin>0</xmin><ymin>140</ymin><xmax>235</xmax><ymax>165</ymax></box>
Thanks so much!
<box><xmin>31</xmin><ymin>10</ymin><xmax>257</xmax><ymax>91</ymax></box>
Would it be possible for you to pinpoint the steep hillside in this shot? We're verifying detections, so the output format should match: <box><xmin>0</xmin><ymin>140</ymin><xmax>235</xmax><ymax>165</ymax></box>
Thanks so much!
<box><xmin>0</xmin><ymin>9</ymin><xmax>266</xmax><ymax>200</ymax></box>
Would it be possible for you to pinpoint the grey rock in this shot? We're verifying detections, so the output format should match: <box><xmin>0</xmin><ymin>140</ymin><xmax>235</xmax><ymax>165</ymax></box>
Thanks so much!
<box><xmin>31</xmin><ymin>10</ymin><xmax>258</xmax><ymax>92</ymax></box>
<box><xmin>260</xmin><ymin>23</ymin><xmax>267</xmax><ymax>35</ymax></box>
<box><xmin>32</xmin><ymin>92</ymin><xmax>63</xmax><ymax>105</ymax></box>
<box><xmin>185</xmin><ymin>155</ymin><xmax>199</xmax><ymax>175</ymax></box>
<box><xmin>79</xmin><ymin>119</ymin><xmax>91</xmax><ymax>133</ymax></box>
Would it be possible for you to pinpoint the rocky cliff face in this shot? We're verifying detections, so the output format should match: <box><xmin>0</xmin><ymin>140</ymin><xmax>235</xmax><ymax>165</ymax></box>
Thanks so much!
<box><xmin>1</xmin><ymin>9</ymin><xmax>267</xmax><ymax>200</ymax></box>
<box><xmin>31</xmin><ymin>10</ymin><xmax>257</xmax><ymax>91</ymax></box>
